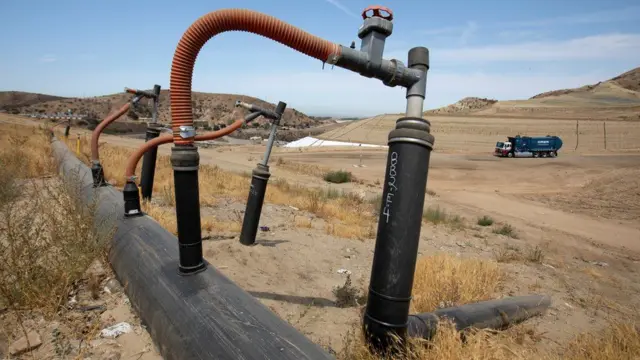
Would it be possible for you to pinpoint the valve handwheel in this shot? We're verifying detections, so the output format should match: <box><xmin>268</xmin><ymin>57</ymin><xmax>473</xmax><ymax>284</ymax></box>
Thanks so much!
<box><xmin>361</xmin><ymin>5</ymin><xmax>393</xmax><ymax>21</ymax></box>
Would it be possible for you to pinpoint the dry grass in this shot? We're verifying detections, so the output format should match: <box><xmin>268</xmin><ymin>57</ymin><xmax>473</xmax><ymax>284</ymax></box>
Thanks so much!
<box><xmin>61</xmin><ymin>135</ymin><xmax>377</xmax><ymax>239</ymax></box>
<box><xmin>273</xmin><ymin>156</ymin><xmax>328</xmax><ymax>177</ymax></box>
<box><xmin>561</xmin><ymin>321</ymin><xmax>640</xmax><ymax>359</ymax></box>
<box><xmin>141</xmin><ymin>200</ymin><xmax>241</xmax><ymax>235</ymax></box>
<box><xmin>339</xmin><ymin>253</ymin><xmax>640</xmax><ymax>359</ymax></box>
<box><xmin>0</xmin><ymin>124</ymin><xmax>113</xmax><ymax>316</ymax></box>
<box><xmin>411</xmin><ymin>253</ymin><xmax>503</xmax><ymax>313</ymax></box>
<box><xmin>423</xmin><ymin>206</ymin><xmax>465</xmax><ymax>230</ymax></box>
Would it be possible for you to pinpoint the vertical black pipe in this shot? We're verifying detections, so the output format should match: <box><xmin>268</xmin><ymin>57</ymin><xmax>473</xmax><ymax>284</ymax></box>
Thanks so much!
<box><xmin>363</xmin><ymin>47</ymin><xmax>433</xmax><ymax>352</ymax></box>
<box><xmin>140</xmin><ymin>125</ymin><xmax>161</xmax><ymax>200</ymax></box>
<box><xmin>239</xmin><ymin>164</ymin><xmax>271</xmax><ymax>246</ymax></box>
<box><xmin>171</xmin><ymin>145</ymin><xmax>206</xmax><ymax>275</ymax></box>
<box><xmin>64</xmin><ymin>125</ymin><xmax>70</xmax><ymax>138</ymax></box>
<box><xmin>123</xmin><ymin>180</ymin><xmax>143</xmax><ymax>217</ymax></box>
<box><xmin>91</xmin><ymin>162</ymin><xmax>108</xmax><ymax>187</ymax></box>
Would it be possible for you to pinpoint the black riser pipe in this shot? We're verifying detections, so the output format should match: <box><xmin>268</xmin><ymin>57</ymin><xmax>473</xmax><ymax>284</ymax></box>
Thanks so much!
<box><xmin>140</xmin><ymin>126</ymin><xmax>161</xmax><ymax>200</ymax></box>
<box><xmin>64</xmin><ymin>125</ymin><xmax>70</xmax><ymax>138</ymax></box>
<box><xmin>91</xmin><ymin>162</ymin><xmax>108</xmax><ymax>187</ymax></box>
<box><xmin>239</xmin><ymin>164</ymin><xmax>271</xmax><ymax>246</ymax></box>
<box><xmin>123</xmin><ymin>181</ymin><xmax>143</xmax><ymax>217</ymax></box>
<box><xmin>363</xmin><ymin>116</ymin><xmax>435</xmax><ymax>351</ymax></box>
<box><xmin>171</xmin><ymin>145</ymin><xmax>206</xmax><ymax>275</ymax></box>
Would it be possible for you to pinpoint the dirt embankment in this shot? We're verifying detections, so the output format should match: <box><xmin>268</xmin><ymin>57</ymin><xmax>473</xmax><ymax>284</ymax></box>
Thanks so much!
<box><xmin>424</xmin><ymin>97</ymin><xmax>498</xmax><ymax>115</ymax></box>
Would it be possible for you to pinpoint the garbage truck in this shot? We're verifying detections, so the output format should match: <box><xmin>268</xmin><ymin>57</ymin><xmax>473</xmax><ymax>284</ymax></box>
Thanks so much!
<box><xmin>494</xmin><ymin>135</ymin><xmax>563</xmax><ymax>158</ymax></box>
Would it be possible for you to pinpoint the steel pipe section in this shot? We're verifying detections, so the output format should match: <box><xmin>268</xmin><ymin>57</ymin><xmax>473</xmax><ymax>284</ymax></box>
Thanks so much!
<box><xmin>50</xmin><ymin>138</ymin><xmax>333</xmax><ymax>360</ymax></box>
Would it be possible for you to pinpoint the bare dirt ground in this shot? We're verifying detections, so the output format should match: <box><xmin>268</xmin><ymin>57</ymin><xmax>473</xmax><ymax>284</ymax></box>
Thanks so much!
<box><xmin>3</xmin><ymin>113</ymin><xmax>640</xmax><ymax>358</ymax></box>
<box><xmin>318</xmin><ymin>115</ymin><xmax>640</xmax><ymax>153</ymax></box>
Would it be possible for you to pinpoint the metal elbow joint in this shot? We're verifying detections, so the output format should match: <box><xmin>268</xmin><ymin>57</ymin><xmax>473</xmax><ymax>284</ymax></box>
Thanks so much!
<box><xmin>330</xmin><ymin>6</ymin><xmax>424</xmax><ymax>89</ymax></box>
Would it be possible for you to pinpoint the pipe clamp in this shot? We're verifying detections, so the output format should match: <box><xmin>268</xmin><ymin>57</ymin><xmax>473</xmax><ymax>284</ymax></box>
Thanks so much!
<box><xmin>179</xmin><ymin>125</ymin><xmax>196</xmax><ymax>138</ymax></box>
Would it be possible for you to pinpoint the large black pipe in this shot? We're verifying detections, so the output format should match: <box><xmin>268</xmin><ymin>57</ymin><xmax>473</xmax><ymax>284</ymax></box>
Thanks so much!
<box><xmin>407</xmin><ymin>295</ymin><xmax>552</xmax><ymax>340</ymax></box>
<box><xmin>239</xmin><ymin>101</ymin><xmax>286</xmax><ymax>246</ymax></box>
<box><xmin>140</xmin><ymin>124</ymin><xmax>161</xmax><ymax>200</ymax></box>
<box><xmin>239</xmin><ymin>164</ymin><xmax>271</xmax><ymax>246</ymax></box>
<box><xmin>363</xmin><ymin>47</ymin><xmax>434</xmax><ymax>351</ymax></box>
<box><xmin>171</xmin><ymin>145</ymin><xmax>206</xmax><ymax>275</ymax></box>
<box><xmin>50</xmin><ymin>138</ymin><xmax>333</xmax><ymax>360</ymax></box>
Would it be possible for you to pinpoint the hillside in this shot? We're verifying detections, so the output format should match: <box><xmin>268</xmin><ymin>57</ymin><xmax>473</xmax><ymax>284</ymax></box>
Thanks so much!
<box><xmin>5</xmin><ymin>90</ymin><xmax>325</xmax><ymax>129</ymax></box>
<box><xmin>424</xmin><ymin>97</ymin><xmax>497</xmax><ymax>115</ymax></box>
<box><xmin>423</xmin><ymin>66</ymin><xmax>640</xmax><ymax>120</ymax></box>
<box><xmin>315</xmin><ymin>66</ymin><xmax>640</xmax><ymax>147</ymax></box>
<box><xmin>533</xmin><ymin>67</ymin><xmax>640</xmax><ymax>99</ymax></box>
<box><xmin>0</xmin><ymin>91</ymin><xmax>67</xmax><ymax>111</ymax></box>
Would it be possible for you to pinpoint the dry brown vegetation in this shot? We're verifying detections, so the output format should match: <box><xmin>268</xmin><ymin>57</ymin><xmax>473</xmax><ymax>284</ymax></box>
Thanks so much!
<box><xmin>62</xmin><ymin>133</ymin><xmax>377</xmax><ymax>240</ymax></box>
<box><xmin>0</xmin><ymin>123</ymin><xmax>119</xmax><ymax>358</ymax></box>
<box><xmin>338</xmin><ymin>254</ymin><xmax>639</xmax><ymax>360</ymax></box>
<box><xmin>47</xmin><ymin>124</ymin><xmax>640</xmax><ymax>360</ymax></box>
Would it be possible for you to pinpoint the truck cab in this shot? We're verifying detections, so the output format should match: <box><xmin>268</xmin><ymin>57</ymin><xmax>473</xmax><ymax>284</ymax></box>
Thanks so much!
<box><xmin>494</xmin><ymin>141</ymin><xmax>512</xmax><ymax>157</ymax></box>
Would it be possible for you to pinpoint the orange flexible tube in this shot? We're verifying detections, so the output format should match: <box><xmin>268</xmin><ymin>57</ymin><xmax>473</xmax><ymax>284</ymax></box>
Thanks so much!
<box><xmin>123</xmin><ymin>8</ymin><xmax>341</xmax><ymax>181</ymax></box>
<box><xmin>124</xmin><ymin>119</ymin><xmax>245</xmax><ymax>180</ymax></box>
<box><xmin>168</xmin><ymin>8</ymin><xmax>341</xmax><ymax>145</ymax></box>
<box><xmin>91</xmin><ymin>103</ymin><xmax>131</xmax><ymax>162</ymax></box>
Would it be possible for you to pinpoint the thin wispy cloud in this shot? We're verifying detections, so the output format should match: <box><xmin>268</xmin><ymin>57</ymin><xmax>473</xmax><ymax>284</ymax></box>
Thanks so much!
<box><xmin>435</xmin><ymin>33</ymin><xmax>640</xmax><ymax>63</ymax></box>
<box><xmin>421</xmin><ymin>6</ymin><xmax>640</xmax><ymax>44</ymax></box>
<box><xmin>421</xmin><ymin>21</ymin><xmax>479</xmax><ymax>45</ymax></box>
<box><xmin>40</xmin><ymin>54</ymin><xmax>57</xmax><ymax>63</ymax></box>
<box><xmin>498</xmin><ymin>5</ymin><xmax>640</xmax><ymax>28</ymax></box>
<box><xmin>323</xmin><ymin>0</ymin><xmax>358</xmax><ymax>18</ymax></box>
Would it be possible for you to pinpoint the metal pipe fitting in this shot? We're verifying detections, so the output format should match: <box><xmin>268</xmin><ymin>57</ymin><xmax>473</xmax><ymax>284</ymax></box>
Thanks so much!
<box><xmin>260</xmin><ymin>101</ymin><xmax>286</xmax><ymax>166</ymax></box>
<box><xmin>151</xmin><ymin>84</ymin><xmax>161</xmax><ymax>124</ymax></box>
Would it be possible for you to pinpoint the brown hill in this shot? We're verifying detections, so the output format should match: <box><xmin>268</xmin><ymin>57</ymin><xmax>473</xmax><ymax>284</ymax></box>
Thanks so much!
<box><xmin>422</xmin><ymin>66</ymin><xmax>640</xmax><ymax>120</ymax></box>
<box><xmin>610</xmin><ymin>67</ymin><xmax>640</xmax><ymax>92</ymax></box>
<box><xmin>530</xmin><ymin>66</ymin><xmax>640</xmax><ymax>99</ymax></box>
<box><xmin>424</xmin><ymin>97</ymin><xmax>497</xmax><ymax>115</ymax></box>
<box><xmin>0</xmin><ymin>91</ymin><xmax>67</xmax><ymax>111</ymax></box>
<box><xmin>9</xmin><ymin>90</ymin><xmax>323</xmax><ymax>129</ymax></box>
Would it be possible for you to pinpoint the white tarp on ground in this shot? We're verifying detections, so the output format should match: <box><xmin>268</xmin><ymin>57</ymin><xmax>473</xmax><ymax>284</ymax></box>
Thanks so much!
<box><xmin>283</xmin><ymin>136</ymin><xmax>387</xmax><ymax>148</ymax></box>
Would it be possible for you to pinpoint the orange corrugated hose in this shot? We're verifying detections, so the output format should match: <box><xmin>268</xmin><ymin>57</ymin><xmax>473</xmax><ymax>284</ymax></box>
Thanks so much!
<box><xmin>123</xmin><ymin>8</ymin><xmax>341</xmax><ymax>180</ymax></box>
<box><xmin>124</xmin><ymin>118</ymin><xmax>245</xmax><ymax>179</ymax></box>
<box><xmin>90</xmin><ymin>103</ymin><xmax>131</xmax><ymax>162</ymax></box>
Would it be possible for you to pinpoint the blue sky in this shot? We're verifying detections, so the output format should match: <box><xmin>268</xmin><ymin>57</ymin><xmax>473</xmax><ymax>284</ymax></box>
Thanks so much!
<box><xmin>1</xmin><ymin>0</ymin><xmax>639</xmax><ymax>117</ymax></box>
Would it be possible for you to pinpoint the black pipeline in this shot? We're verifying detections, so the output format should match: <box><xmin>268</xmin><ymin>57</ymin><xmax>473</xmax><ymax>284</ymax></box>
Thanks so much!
<box><xmin>140</xmin><ymin>84</ymin><xmax>162</xmax><ymax>200</ymax></box>
<box><xmin>238</xmin><ymin>100</ymin><xmax>287</xmax><ymax>246</ymax></box>
<box><xmin>363</xmin><ymin>45</ymin><xmax>433</xmax><ymax>351</ymax></box>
